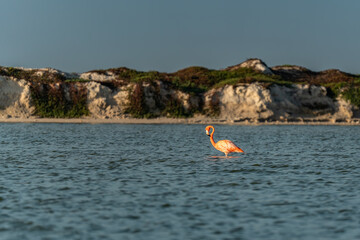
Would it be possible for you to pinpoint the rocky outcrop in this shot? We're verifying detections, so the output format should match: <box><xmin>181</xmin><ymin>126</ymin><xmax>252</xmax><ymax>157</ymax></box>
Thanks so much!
<box><xmin>268</xmin><ymin>84</ymin><xmax>335</xmax><ymax>117</ymax></box>
<box><xmin>226</xmin><ymin>58</ymin><xmax>274</xmax><ymax>75</ymax></box>
<box><xmin>85</xmin><ymin>81</ymin><xmax>129</xmax><ymax>119</ymax></box>
<box><xmin>204</xmin><ymin>83</ymin><xmax>273</xmax><ymax>121</ymax></box>
<box><xmin>202</xmin><ymin>83</ymin><xmax>359</xmax><ymax>122</ymax></box>
<box><xmin>80</xmin><ymin>71</ymin><xmax>116</xmax><ymax>82</ymax></box>
<box><xmin>333</xmin><ymin>98</ymin><xmax>354</xmax><ymax>121</ymax></box>
<box><xmin>0</xmin><ymin>76</ymin><xmax>33</xmax><ymax>118</ymax></box>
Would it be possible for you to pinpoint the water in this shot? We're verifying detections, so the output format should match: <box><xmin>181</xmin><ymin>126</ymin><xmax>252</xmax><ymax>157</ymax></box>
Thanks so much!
<box><xmin>0</xmin><ymin>123</ymin><xmax>359</xmax><ymax>240</ymax></box>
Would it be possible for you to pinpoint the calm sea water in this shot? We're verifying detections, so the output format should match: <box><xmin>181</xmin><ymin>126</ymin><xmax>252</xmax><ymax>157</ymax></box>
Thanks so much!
<box><xmin>0</xmin><ymin>123</ymin><xmax>359</xmax><ymax>240</ymax></box>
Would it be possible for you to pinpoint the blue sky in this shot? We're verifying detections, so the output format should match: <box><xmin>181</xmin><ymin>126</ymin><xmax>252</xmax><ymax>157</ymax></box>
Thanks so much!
<box><xmin>0</xmin><ymin>0</ymin><xmax>359</xmax><ymax>73</ymax></box>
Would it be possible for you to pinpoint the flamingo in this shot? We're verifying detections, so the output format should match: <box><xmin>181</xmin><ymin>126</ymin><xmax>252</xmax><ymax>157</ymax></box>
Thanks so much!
<box><xmin>205</xmin><ymin>125</ymin><xmax>244</xmax><ymax>157</ymax></box>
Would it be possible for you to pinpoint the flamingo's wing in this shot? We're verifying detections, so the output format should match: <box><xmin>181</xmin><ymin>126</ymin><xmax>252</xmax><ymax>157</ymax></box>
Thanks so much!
<box><xmin>215</xmin><ymin>140</ymin><xmax>243</xmax><ymax>153</ymax></box>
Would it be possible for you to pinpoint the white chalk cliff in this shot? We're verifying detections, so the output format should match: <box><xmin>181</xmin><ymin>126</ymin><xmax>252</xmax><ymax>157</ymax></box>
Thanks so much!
<box><xmin>0</xmin><ymin>60</ymin><xmax>359</xmax><ymax>123</ymax></box>
<box><xmin>0</xmin><ymin>76</ymin><xmax>34</xmax><ymax>118</ymax></box>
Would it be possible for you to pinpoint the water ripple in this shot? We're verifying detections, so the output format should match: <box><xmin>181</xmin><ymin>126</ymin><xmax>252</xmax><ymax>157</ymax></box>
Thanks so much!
<box><xmin>0</xmin><ymin>124</ymin><xmax>359</xmax><ymax>239</ymax></box>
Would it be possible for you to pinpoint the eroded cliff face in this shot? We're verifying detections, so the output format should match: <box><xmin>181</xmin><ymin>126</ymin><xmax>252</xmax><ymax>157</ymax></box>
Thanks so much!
<box><xmin>84</xmin><ymin>79</ymin><xmax>202</xmax><ymax>118</ymax></box>
<box><xmin>0</xmin><ymin>76</ymin><xmax>34</xmax><ymax>118</ymax></box>
<box><xmin>83</xmin><ymin>77</ymin><xmax>358</xmax><ymax>122</ymax></box>
<box><xmin>0</xmin><ymin>64</ymin><xmax>358</xmax><ymax>122</ymax></box>
<box><xmin>204</xmin><ymin>83</ymin><xmax>273</xmax><ymax>121</ymax></box>
<box><xmin>202</xmin><ymin>83</ymin><xmax>356</xmax><ymax>122</ymax></box>
<box><xmin>85</xmin><ymin>81</ymin><xmax>129</xmax><ymax>119</ymax></box>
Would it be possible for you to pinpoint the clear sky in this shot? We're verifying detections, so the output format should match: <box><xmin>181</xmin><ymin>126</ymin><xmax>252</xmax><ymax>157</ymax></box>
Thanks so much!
<box><xmin>1</xmin><ymin>0</ymin><xmax>359</xmax><ymax>73</ymax></box>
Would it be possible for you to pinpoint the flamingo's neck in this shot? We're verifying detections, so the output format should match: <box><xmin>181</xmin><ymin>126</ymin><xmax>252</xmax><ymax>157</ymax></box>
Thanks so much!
<box><xmin>209</xmin><ymin>126</ymin><xmax>216</xmax><ymax>147</ymax></box>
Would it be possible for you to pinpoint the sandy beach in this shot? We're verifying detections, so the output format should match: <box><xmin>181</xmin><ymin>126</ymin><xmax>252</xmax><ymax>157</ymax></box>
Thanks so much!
<box><xmin>1</xmin><ymin>116</ymin><xmax>359</xmax><ymax>125</ymax></box>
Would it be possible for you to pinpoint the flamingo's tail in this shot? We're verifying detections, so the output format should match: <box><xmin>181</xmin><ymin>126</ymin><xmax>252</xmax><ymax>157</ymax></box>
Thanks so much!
<box><xmin>235</xmin><ymin>147</ymin><xmax>245</xmax><ymax>153</ymax></box>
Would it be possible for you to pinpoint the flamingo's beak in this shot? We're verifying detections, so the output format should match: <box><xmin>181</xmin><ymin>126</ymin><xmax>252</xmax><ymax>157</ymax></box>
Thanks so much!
<box><xmin>206</xmin><ymin>130</ymin><xmax>210</xmax><ymax>136</ymax></box>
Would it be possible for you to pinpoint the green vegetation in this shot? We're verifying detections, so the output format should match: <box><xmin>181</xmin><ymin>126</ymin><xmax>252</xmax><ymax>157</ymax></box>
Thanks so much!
<box><xmin>342</xmin><ymin>86</ymin><xmax>360</xmax><ymax>107</ymax></box>
<box><xmin>277</xmin><ymin>64</ymin><xmax>297</xmax><ymax>67</ymax></box>
<box><xmin>124</xmin><ymin>83</ymin><xmax>193</xmax><ymax>118</ymax></box>
<box><xmin>325</xmin><ymin>82</ymin><xmax>348</xmax><ymax>98</ymax></box>
<box><xmin>162</xmin><ymin>99</ymin><xmax>190</xmax><ymax>118</ymax></box>
<box><xmin>325</xmin><ymin>80</ymin><xmax>360</xmax><ymax>107</ymax></box>
<box><xmin>0</xmin><ymin>66</ymin><xmax>65</xmax><ymax>83</ymax></box>
<box><xmin>30</xmin><ymin>83</ymin><xmax>89</xmax><ymax>118</ymax></box>
<box><xmin>124</xmin><ymin>83</ymin><xmax>153</xmax><ymax>118</ymax></box>
<box><xmin>206</xmin><ymin>93</ymin><xmax>221</xmax><ymax>117</ymax></box>
<box><xmin>0</xmin><ymin>67</ymin><xmax>33</xmax><ymax>80</ymax></box>
<box><xmin>0</xmin><ymin>67</ymin><xmax>90</xmax><ymax>118</ymax></box>
<box><xmin>168</xmin><ymin>67</ymin><xmax>287</xmax><ymax>93</ymax></box>
<box><xmin>170</xmin><ymin>77</ymin><xmax>207</xmax><ymax>94</ymax></box>
<box><xmin>355</xmin><ymin>76</ymin><xmax>360</xmax><ymax>84</ymax></box>
<box><xmin>90</xmin><ymin>68</ymin><xmax>167</xmax><ymax>83</ymax></box>
<box><xmin>90</xmin><ymin>66</ymin><xmax>288</xmax><ymax>94</ymax></box>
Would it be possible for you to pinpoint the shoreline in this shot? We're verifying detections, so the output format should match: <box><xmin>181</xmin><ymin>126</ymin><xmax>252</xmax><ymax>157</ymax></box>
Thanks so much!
<box><xmin>0</xmin><ymin>117</ymin><xmax>359</xmax><ymax>125</ymax></box>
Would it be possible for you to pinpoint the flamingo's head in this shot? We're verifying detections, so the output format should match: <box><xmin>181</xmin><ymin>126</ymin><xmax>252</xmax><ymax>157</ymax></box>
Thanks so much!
<box><xmin>205</xmin><ymin>125</ymin><xmax>212</xmax><ymax>136</ymax></box>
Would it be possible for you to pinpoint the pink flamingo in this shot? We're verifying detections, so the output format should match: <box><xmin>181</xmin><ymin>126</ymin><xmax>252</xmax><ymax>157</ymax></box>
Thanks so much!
<box><xmin>205</xmin><ymin>125</ymin><xmax>244</xmax><ymax>157</ymax></box>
